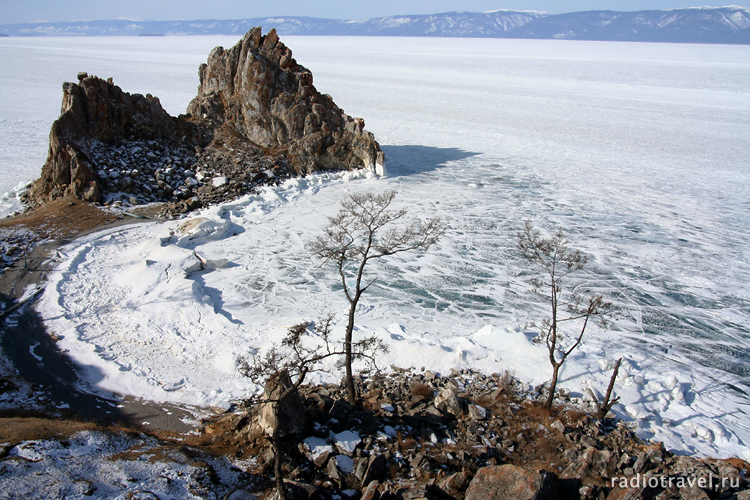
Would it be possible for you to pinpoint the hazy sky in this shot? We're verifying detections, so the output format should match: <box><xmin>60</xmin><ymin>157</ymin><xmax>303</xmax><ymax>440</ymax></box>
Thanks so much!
<box><xmin>0</xmin><ymin>0</ymin><xmax>742</xmax><ymax>24</ymax></box>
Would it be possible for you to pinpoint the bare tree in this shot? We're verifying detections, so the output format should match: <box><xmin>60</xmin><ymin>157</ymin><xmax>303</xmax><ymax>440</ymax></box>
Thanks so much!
<box><xmin>309</xmin><ymin>190</ymin><xmax>445</xmax><ymax>405</ymax></box>
<box><xmin>518</xmin><ymin>220</ymin><xmax>611</xmax><ymax>409</ymax></box>
<box><xmin>238</xmin><ymin>315</ymin><xmax>384</xmax><ymax>499</ymax></box>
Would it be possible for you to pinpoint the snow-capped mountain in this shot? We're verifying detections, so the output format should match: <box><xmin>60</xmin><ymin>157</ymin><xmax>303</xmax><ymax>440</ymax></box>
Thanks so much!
<box><xmin>512</xmin><ymin>5</ymin><xmax>750</xmax><ymax>43</ymax></box>
<box><xmin>0</xmin><ymin>6</ymin><xmax>748</xmax><ymax>43</ymax></box>
<box><xmin>337</xmin><ymin>10</ymin><xmax>546</xmax><ymax>37</ymax></box>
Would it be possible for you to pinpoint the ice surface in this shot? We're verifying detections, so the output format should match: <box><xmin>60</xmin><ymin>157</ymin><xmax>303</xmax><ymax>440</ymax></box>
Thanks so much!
<box><xmin>2</xmin><ymin>36</ymin><xmax>749</xmax><ymax>459</ymax></box>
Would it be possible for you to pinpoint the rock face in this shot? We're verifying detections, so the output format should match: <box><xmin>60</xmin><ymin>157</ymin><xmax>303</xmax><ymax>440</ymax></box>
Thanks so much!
<box><xmin>27</xmin><ymin>73</ymin><xmax>197</xmax><ymax>205</ymax></box>
<box><xmin>187</xmin><ymin>27</ymin><xmax>385</xmax><ymax>177</ymax></box>
<box><xmin>25</xmin><ymin>27</ymin><xmax>384</xmax><ymax>211</ymax></box>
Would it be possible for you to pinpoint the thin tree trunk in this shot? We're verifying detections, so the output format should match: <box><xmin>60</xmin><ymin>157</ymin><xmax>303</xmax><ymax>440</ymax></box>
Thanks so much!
<box><xmin>345</xmin><ymin>301</ymin><xmax>357</xmax><ymax>405</ymax></box>
<box><xmin>598</xmin><ymin>357</ymin><xmax>622</xmax><ymax>419</ymax></box>
<box><xmin>272</xmin><ymin>430</ymin><xmax>287</xmax><ymax>500</ymax></box>
<box><xmin>546</xmin><ymin>362</ymin><xmax>560</xmax><ymax>409</ymax></box>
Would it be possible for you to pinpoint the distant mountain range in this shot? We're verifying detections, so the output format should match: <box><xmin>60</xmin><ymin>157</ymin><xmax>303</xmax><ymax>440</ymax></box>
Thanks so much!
<box><xmin>1</xmin><ymin>6</ymin><xmax>749</xmax><ymax>44</ymax></box>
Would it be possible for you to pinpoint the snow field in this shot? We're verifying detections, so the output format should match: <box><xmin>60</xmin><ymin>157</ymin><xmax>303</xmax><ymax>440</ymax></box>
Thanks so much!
<box><xmin>37</xmin><ymin>165</ymin><xmax>750</xmax><ymax>460</ymax></box>
<box><xmin>1</xmin><ymin>36</ymin><xmax>748</xmax><ymax>460</ymax></box>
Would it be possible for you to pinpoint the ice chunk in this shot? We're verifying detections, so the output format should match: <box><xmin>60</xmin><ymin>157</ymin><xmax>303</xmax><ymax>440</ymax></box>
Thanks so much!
<box><xmin>174</xmin><ymin>217</ymin><xmax>237</xmax><ymax>246</ymax></box>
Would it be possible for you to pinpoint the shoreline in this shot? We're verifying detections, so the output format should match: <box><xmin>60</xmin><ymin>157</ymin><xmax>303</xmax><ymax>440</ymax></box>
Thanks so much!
<box><xmin>0</xmin><ymin>197</ymin><xmax>207</xmax><ymax>433</ymax></box>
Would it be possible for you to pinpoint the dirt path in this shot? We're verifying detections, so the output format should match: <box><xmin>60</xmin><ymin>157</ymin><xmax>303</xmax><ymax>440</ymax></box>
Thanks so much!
<box><xmin>0</xmin><ymin>199</ymin><xmax>211</xmax><ymax>434</ymax></box>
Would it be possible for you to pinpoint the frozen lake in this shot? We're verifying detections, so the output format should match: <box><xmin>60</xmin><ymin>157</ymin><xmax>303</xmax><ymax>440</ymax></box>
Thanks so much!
<box><xmin>2</xmin><ymin>35</ymin><xmax>750</xmax><ymax>459</ymax></box>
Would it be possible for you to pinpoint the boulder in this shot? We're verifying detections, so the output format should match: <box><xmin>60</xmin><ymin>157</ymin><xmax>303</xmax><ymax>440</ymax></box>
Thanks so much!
<box><xmin>257</xmin><ymin>369</ymin><xmax>306</xmax><ymax>438</ymax></box>
<box><xmin>464</xmin><ymin>465</ymin><xmax>559</xmax><ymax>500</ymax></box>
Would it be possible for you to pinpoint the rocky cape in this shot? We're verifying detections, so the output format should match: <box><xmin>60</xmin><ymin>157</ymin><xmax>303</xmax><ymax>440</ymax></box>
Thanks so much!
<box><xmin>23</xmin><ymin>27</ymin><xmax>384</xmax><ymax>216</ymax></box>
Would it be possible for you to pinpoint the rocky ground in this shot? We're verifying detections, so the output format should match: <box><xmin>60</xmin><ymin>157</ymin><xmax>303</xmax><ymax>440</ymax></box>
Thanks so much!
<box><xmin>196</xmin><ymin>369</ymin><xmax>750</xmax><ymax>500</ymax></box>
<box><xmin>89</xmin><ymin>138</ymin><xmax>297</xmax><ymax>219</ymax></box>
<box><xmin>0</xmin><ymin>198</ymin><xmax>136</xmax><ymax>275</ymax></box>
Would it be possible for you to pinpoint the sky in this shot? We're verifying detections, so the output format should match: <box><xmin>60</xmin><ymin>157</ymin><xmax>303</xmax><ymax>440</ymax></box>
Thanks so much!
<box><xmin>0</xmin><ymin>0</ymin><xmax>744</xmax><ymax>24</ymax></box>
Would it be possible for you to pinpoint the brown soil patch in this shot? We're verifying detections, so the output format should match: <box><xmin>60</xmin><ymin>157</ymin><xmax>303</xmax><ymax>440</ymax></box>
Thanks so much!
<box><xmin>0</xmin><ymin>417</ymin><xmax>99</xmax><ymax>447</ymax></box>
<box><xmin>0</xmin><ymin>197</ymin><xmax>162</xmax><ymax>240</ymax></box>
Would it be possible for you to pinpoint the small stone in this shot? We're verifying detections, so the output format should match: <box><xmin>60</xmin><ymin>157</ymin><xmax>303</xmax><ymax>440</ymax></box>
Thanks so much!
<box><xmin>434</xmin><ymin>388</ymin><xmax>464</xmax><ymax>417</ymax></box>
<box><xmin>550</xmin><ymin>419</ymin><xmax>565</xmax><ymax>433</ymax></box>
<box><xmin>361</xmin><ymin>481</ymin><xmax>380</xmax><ymax>500</ymax></box>
<box><xmin>334</xmin><ymin>430</ymin><xmax>362</xmax><ymax>456</ymax></box>
<box><xmin>438</xmin><ymin>471</ymin><xmax>472</xmax><ymax>498</ymax></box>
<box><xmin>678</xmin><ymin>486</ymin><xmax>710</xmax><ymax>500</ymax></box>
<box><xmin>468</xmin><ymin>404</ymin><xmax>488</xmax><ymax>420</ymax></box>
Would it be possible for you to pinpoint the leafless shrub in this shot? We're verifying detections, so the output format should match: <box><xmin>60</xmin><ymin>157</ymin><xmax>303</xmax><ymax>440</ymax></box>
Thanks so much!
<box><xmin>518</xmin><ymin>221</ymin><xmax>612</xmax><ymax>409</ymax></box>
<box><xmin>309</xmin><ymin>190</ymin><xmax>444</xmax><ymax>405</ymax></box>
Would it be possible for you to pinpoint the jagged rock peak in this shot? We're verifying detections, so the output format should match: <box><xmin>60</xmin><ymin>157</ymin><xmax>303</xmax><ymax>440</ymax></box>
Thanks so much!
<box><xmin>187</xmin><ymin>27</ymin><xmax>384</xmax><ymax>177</ymax></box>
<box><xmin>25</xmin><ymin>27</ymin><xmax>384</xmax><ymax>211</ymax></box>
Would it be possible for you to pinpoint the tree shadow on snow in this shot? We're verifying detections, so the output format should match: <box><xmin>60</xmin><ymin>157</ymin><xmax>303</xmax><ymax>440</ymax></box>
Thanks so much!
<box><xmin>381</xmin><ymin>145</ymin><xmax>480</xmax><ymax>177</ymax></box>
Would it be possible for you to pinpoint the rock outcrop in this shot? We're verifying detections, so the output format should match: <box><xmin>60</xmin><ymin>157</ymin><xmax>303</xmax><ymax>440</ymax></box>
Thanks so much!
<box><xmin>25</xmin><ymin>27</ymin><xmax>384</xmax><ymax>212</ymax></box>
<box><xmin>27</xmin><ymin>73</ymin><xmax>198</xmax><ymax>205</ymax></box>
<box><xmin>187</xmin><ymin>27</ymin><xmax>385</xmax><ymax>177</ymax></box>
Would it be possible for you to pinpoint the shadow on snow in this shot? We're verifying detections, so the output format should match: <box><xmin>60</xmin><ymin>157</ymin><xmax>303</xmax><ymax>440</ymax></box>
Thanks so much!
<box><xmin>381</xmin><ymin>145</ymin><xmax>480</xmax><ymax>177</ymax></box>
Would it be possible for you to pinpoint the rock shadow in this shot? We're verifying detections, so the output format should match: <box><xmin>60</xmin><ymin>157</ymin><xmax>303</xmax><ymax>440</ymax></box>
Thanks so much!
<box><xmin>381</xmin><ymin>145</ymin><xmax>480</xmax><ymax>177</ymax></box>
<box><xmin>0</xmin><ymin>295</ymin><xmax>122</xmax><ymax>419</ymax></box>
<box><xmin>0</xmin><ymin>294</ymin><xmax>196</xmax><ymax>432</ymax></box>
